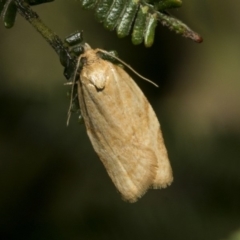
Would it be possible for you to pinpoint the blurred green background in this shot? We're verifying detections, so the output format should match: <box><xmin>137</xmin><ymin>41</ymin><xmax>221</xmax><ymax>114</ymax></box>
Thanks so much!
<box><xmin>0</xmin><ymin>1</ymin><xmax>240</xmax><ymax>239</ymax></box>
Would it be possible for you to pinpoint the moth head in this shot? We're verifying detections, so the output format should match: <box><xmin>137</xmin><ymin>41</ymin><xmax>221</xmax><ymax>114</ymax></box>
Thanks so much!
<box><xmin>60</xmin><ymin>31</ymin><xmax>85</xmax><ymax>79</ymax></box>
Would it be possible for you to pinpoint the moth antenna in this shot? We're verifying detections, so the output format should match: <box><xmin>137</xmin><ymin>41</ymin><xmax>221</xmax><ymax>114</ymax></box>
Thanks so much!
<box><xmin>98</xmin><ymin>50</ymin><xmax>159</xmax><ymax>88</ymax></box>
<box><xmin>66</xmin><ymin>55</ymin><xmax>82</xmax><ymax>126</ymax></box>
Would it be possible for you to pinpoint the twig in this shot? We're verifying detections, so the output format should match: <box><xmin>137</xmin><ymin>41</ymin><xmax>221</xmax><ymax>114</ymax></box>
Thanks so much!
<box><xmin>14</xmin><ymin>0</ymin><xmax>76</xmax><ymax>79</ymax></box>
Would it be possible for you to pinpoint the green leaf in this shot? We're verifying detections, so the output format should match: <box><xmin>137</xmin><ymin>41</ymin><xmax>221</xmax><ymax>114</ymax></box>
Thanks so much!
<box><xmin>131</xmin><ymin>5</ymin><xmax>148</xmax><ymax>45</ymax></box>
<box><xmin>116</xmin><ymin>0</ymin><xmax>139</xmax><ymax>38</ymax></box>
<box><xmin>144</xmin><ymin>13</ymin><xmax>158</xmax><ymax>47</ymax></box>
<box><xmin>3</xmin><ymin>1</ymin><xmax>17</xmax><ymax>28</ymax></box>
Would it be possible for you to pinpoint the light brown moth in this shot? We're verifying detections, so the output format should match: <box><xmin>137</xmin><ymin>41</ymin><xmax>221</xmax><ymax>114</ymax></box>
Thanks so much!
<box><xmin>71</xmin><ymin>44</ymin><xmax>173</xmax><ymax>202</ymax></box>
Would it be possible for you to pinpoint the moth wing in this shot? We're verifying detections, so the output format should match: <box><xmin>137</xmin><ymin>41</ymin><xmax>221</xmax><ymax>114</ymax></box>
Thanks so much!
<box><xmin>78</xmin><ymin>54</ymin><xmax>172</xmax><ymax>202</ymax></box>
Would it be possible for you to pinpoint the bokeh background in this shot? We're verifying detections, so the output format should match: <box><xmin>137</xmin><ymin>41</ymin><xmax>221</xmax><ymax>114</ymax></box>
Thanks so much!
<box><xmin>0</xmin><ymin>1</ymin><xmax>240</xmax><ymax>239</ymax></box>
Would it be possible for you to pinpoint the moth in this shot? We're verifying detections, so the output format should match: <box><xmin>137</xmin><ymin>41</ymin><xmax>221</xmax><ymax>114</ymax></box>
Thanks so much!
<box><xmin>70</xmin><ymin>44</ymin><xmax>173</xmax><ymax>202</ymax></box>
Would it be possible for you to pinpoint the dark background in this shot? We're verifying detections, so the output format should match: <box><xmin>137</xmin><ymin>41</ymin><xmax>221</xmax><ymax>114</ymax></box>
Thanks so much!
<box><xmin>0</xmin><ymin>1</ymin><xmax>240</xmax><ymax>239</ymax></box>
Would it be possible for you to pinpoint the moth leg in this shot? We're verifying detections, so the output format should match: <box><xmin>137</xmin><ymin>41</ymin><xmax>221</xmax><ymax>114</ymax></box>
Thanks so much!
<box><xmin>62</xmin><ymin>31</ymin><xmax>86</xmax><ymax>125</ymax></box>
<box><xmin>66</xmin><ymin>84</ymin><xmax>84</xmax><ymax>124</ymax></box>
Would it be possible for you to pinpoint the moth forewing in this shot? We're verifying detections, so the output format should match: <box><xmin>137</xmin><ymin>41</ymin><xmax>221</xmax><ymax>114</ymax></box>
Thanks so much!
<box><xmin>76</xmin><ymin>47</ymin><xmax>173</xmax><ymax>202</ymax></box>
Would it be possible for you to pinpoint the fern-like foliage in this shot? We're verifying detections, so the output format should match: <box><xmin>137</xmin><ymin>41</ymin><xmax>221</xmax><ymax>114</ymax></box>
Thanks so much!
<box><xmin>1</xmin><ymin>0</ymin><xmax>202</xmax><ymax>46</ymax></box>
<box><xmin>79</xmin><ymin>0</ymin><xmax>202</xmax><ymax>46</ymax></box>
